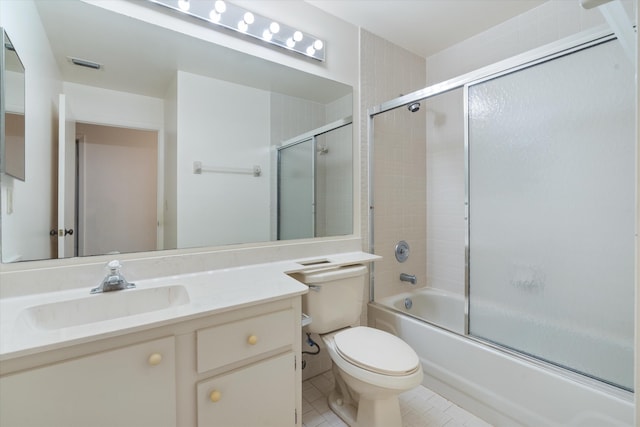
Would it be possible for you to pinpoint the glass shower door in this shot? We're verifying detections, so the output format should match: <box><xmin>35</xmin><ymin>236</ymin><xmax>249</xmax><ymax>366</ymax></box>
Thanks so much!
<box><xmin>277</xmin><ymin>138</ymin><xmax>315</xmax><ymax>240</ymax></box>
<box><xmin>467</xmin><ymin>39</ymin><xmax>635</xmax><ymax>391</ymax></box>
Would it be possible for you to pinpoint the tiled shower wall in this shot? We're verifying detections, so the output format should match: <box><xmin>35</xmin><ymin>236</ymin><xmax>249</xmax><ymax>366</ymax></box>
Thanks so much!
<box><xmin>360</xmin><ymin>30</ymin><xmax>427</xmax><ymax>302</ymax></box>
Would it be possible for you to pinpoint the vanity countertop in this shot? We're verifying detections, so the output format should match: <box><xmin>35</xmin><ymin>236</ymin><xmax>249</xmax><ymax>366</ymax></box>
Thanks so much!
<box><xmin>0</xmin><ymin>251</ymin><xmax>379</xmax><ymax>362</ymax></box>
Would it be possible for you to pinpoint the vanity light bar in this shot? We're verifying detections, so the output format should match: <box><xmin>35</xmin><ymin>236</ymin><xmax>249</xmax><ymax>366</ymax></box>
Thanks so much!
<box><xmin>148</xmin><ymin>0</ymin><xmax>326</xmax><ymax>61</ymax></box>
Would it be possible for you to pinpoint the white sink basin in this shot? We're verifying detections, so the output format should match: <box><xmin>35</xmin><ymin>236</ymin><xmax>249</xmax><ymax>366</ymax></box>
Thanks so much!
<box><xmin>19</xmin><ymin>285</ymin><xmax>190</xmax><ymax>330</ymax></box>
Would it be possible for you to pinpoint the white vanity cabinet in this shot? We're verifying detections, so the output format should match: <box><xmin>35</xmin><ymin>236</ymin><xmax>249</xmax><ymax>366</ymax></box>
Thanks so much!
<box><xmin>0</xmin><ymin>296</ymin><xmax>302</xmax><ymax>427</ymax></box>
<box><xmin>0</xmin><ymin>336</ymin><xmax>176</xmax><ymax>427</ymax></box>
<box><xmin>196</xmin><ymin>309</ymin><xmax>298</xmax><ymax>426</ymax></box>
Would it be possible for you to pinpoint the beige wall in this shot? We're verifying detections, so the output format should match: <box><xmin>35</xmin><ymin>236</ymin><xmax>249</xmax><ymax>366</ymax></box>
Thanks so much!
<box><xmin>360</xmin><ymin>30</ymin><xmax>427</xmax><ymax>301</ymax></box>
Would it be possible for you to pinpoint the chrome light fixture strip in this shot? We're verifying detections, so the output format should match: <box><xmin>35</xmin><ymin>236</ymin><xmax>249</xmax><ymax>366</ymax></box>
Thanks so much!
<box><xmin>148</xmin><ymin>0</ymin><xmax>325</xmax><ymax>61</ymax></box>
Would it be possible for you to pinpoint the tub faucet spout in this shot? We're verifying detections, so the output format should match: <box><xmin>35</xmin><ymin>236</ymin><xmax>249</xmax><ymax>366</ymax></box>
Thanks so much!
<box><xmin>400</xmin><ymin>273</ymin><xmax>417</xmax><ymax>285</ymax></box>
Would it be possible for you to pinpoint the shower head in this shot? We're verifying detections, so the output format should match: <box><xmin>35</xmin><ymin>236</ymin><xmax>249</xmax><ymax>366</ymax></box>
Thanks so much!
<box><xmin>407</xmin><ymin>102</ymin><xmax>421</xmax><ymax>113</ymax></box>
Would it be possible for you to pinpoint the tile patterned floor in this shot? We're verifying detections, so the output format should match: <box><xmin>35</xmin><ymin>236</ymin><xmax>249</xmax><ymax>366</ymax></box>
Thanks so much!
<box><xmin>302</xmin><ymin>370</ymin><xmax>493</xmax><ymax>427</ymax></box>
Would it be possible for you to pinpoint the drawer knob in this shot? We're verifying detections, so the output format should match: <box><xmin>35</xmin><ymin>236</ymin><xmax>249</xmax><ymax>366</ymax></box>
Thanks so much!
<box><xmin>247</xmin><ymin>335</ymin><xmax>258</xmax><ymax>345</ymax></box>
<box><xmin>210</xmin><ymin>390</ymin><xmax>222</xmax><ymax>402</ymax></box>
<box><xmin>148</xmin><ymin>353</ymin><xmax>163</xmax><ymax>366</ymax></box>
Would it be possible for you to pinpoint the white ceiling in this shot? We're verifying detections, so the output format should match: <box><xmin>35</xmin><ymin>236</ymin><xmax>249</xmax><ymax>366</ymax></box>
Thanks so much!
<box><xmin>305</xmin><ymin>0</ymin><xmax>547</xmax><ymax>58</ymax></box>
<box><xmin>34</xmin><ymin>1</ymin><xmax>548</xmax><ymax>100</ymax></box>
<box><xmin>35</xmin><ymin>1</ymin><xmax>352</xmax><ymax>101</ymax></box>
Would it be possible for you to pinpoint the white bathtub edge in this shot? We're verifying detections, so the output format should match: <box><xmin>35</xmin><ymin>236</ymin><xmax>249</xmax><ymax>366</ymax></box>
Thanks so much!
<box><xmin>368</xmin><ymin>303</ymin><xmax>634</xmax><ymax>427</ymax></box>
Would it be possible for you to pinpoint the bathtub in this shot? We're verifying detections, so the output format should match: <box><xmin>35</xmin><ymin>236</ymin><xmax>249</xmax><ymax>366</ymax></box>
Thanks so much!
<box><xmin>369</xmin><ymin>288</ymin><xmax>634</xmax><ymax>427</ymax></box>
<box><xmin>377</xmin><ymin>288</ymin><xmax>465</xmax><ymax>334</ymax></box>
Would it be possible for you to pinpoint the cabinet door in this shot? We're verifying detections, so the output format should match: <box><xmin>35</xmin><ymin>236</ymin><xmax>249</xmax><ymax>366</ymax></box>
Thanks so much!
<box><xmin>197</xmin><ymin>352</ymin><xmax>296</xmax><ymax>427</ymax></box>
<box><xmin>0</xmin><ymin>336</ymin><xmax>176</xmax><ymax>427</ymax></box>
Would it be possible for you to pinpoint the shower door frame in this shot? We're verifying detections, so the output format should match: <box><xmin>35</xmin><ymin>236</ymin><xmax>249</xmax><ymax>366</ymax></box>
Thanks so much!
<box><xmin>277</xmin><ymin>136</ymin><xmax>316</xmax><ymax>240</ymax></box>
<box><xmin>367</xmin><ymin>27</ymin><xmax>634</xmax><ymax>397</ymax></box>
<box><xmin>276</xmin><ymin>116</ymin><xmax>353</xmax><ymax>240</ymax></box>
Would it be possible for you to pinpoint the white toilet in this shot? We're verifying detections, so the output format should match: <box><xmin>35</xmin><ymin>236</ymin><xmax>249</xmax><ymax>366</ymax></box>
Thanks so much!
<box><xmin>293</xmin><ymin>264</ymin><xmax>423</xmax><ymax>427</ymax></box>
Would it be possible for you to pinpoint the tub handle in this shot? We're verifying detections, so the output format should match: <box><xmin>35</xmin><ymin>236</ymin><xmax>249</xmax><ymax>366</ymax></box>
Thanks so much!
<box><xmin>400</xmin><ymin>273</ymin><xmax>417</xmax><ymax>285</ymax></box>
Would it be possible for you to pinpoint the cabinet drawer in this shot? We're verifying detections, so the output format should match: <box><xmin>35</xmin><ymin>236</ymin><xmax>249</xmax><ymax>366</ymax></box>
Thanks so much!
<box><xmin>197</xmin><ymin>352</ymin><xmax>296</xmax><ymax>427</ymax></box>
<box><xmin>197</xmin><ymin>309</ymin><xmax>294</xmax><ymax>373</ymax></box>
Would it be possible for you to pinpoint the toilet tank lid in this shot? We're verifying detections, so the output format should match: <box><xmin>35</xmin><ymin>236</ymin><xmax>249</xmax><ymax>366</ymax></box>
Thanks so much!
<box><xmin>294</xmin><ymin>264</ymin><xmax>367</xmax><ymax>284</ymax></box>
<box><xmin>334</xmin><ymin>326</ymin><xmax>420</xmax><ymax>376</ymax></box>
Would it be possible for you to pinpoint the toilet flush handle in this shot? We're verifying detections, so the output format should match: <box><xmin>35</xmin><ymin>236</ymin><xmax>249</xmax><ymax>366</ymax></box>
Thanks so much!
<box><xmin>308</xmin><ymin>284</ymin><xmax>321</xmax><ymax>292</ymax></box>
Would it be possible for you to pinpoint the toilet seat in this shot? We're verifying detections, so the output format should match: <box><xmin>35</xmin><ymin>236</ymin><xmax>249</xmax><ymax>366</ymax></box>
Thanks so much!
<box><xmin>333</xmin><ymin>327</ymin><xmax>420</xmax><ymax>376</ymax></box>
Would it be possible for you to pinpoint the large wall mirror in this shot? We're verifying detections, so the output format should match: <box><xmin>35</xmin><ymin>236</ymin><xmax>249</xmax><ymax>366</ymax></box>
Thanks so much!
<box><xmin>0</xmin><ymin>0</ymin><xmax>353</xmax><ymax>264</ymax></box>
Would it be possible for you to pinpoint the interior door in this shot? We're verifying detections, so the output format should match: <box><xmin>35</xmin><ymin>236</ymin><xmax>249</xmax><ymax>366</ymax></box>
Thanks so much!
<box><xmin>75</xmin><ymin>123</ymin><xmax>158</xmax><ymax>256</ymax></box>
<box><xmin>57</xmin><ymin>94</ymin><xmax>76</xmax><ymax>258</ymax></box>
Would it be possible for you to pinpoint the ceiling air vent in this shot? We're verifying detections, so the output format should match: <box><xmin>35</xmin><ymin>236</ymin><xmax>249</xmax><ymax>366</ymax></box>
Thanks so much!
<box><xmin>68</xmin><ymin>56</ymin><xmax>102</xmax><ymax>70</ymax></box>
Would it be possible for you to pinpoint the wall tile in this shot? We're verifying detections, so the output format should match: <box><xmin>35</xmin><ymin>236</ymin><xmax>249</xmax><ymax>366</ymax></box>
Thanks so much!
<box><xmin>360</xmin><ymin>29</ymin><xmax>427</xmax><ymax>303</ymax></box>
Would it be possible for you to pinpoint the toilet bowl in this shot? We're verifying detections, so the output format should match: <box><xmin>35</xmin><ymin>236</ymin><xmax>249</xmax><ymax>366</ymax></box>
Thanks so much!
<box><xmin>322</xmin><ymin>326</ymin><xmax>423</xmax><ymax>427</ymax></box>
<box><xmin>291</xmin><ymin>264</ymin><xmax>423</xmax><ymax>427</ymax></box>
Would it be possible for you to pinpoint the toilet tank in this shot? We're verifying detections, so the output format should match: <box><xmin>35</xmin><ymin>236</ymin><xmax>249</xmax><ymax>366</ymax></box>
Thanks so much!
<box><xmin>291</xmin><ymin>264</ymin><xmax>367</xmax><ymax>334</ymax></box>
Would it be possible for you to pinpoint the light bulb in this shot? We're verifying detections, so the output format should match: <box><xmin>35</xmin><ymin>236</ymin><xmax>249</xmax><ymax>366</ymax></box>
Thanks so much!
<box><xmin>214</xmin><ymin>0</ymin><xmax>226</xmax><ymax>13</ymax></box>
<box><xmin>269</xmin><ymin>22</ymin><xmax>280</xmax><ymax>34</ymax></box>
<box><xmin>293</xmin><ymin>31</ymin><xmax>303</xmax><ymax>42</ymax></box>
<box><xmin>262</xmin><ymin>29</ymin><xmax>273</xmax><ymax>41</ymax></box>
<box><xmin>313</xmin><ymin>40</ymin><xmax>323</xmax><ymax>50</ymax></box>
<box><xmin>306</xmin><ymin>45</ymin><xmax>315</xmax><ymax>56</ymax></box>
<box><xmin>238</xmin><ymin>20</ymin><xmax>248</xmax><ymax>32</ymax></box>
<box><xmin>243</xmin><ymin>12</ymin><xmax>255</xmax><ymax>25</ymax></box>
<box><xmin>209</xmin><ymin>10</ymin><xmax>221</xmax><ymax>22</ymax></box>
<box><xmin>178</xmin><ymin>0</ymin><xmax>190</xmax><ymax>11</ymax></box>
<box><xmin>286</xmin><ymin>38</ymin><xmax>295</xmax><ymax>48</ymax></box>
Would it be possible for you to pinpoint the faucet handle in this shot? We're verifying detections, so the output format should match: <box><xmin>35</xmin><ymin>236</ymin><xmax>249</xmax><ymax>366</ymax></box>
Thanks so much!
<box><xmin>91</xmin><ymin>260</ymin><xmax>134</xmax><ymax>294</ymax></box>
<box><xmin>107</xmin><ymin>260</ymin><xmax>122</xmax><ymax>273</ymax></box>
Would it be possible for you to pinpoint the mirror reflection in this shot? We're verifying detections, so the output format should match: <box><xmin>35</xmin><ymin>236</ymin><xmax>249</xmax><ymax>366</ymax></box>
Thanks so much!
<box><xmin>2</xmin><ymin>30</ymin><xmax>25</xmax><ymax>181</ymax></box>
<box><xmin>0</xmin><ymin>0</ymin><xmax>353</xmax><ymax>263</ymax></box>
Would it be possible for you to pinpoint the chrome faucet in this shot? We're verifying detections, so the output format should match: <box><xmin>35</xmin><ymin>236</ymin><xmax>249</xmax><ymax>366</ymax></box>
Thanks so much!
<box><xmin>400</xmin><ymin>273</ymin><xmax>417</xmax><ymax>285</ymax></box>
<box><xmin>91</xmin><ymin>260</ymin><xmax>136</xmax><ymax>294</ymax></box>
